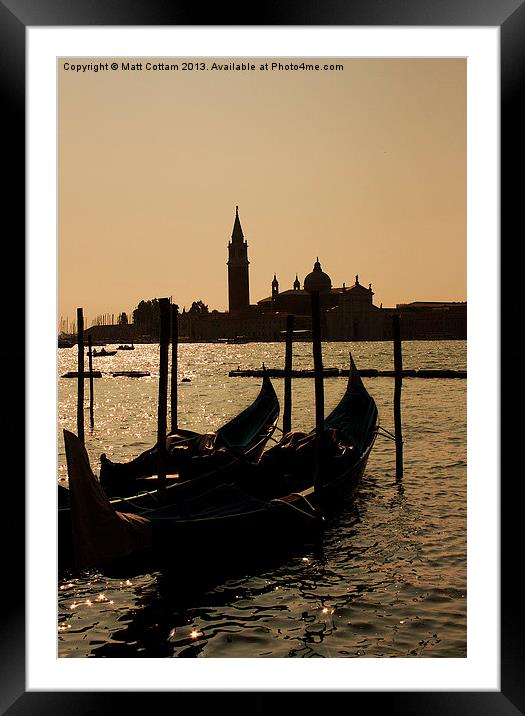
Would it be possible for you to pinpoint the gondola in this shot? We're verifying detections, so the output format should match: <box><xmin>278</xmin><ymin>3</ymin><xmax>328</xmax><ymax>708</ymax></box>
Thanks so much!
<box><xmin>63</xmin><ymin>356</ymin><xmax>378</xmax><ymax>571</ymax></box>
<box><xmin>58</xmin><ymin>373</ymin><xmax>280</xmax><ymax>565</ymax></box>
<box><xmin>117</xmin><ymin>344</ymin><xmax>135</xmax><ymax>350</ymax></box>
<box><xmin>58</xmin><ymin>375</ymin><xmax>279</xmax><ymax>566</ymax></box>
<box><xmin>99</xmin><ymin>372</ymin><xmax>280</xmax><ymax>496</ymax></box>
<box><xmin>89</xmin><ymin>348</ymin><xmax>117</xmax><ymax>357</ymax></box>
<box><xmin>251</xmin><ymin>354</ymin><xmax>378</xmax><ymax>501</ymax></box>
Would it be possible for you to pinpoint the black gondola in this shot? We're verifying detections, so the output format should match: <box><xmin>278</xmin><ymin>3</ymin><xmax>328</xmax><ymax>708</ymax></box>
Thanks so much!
<box><xmin>88</xmin><ymin>348</ymin><xmax>117</xmax><ymax>357</ymax></box>
<box><xmin>58</xmin><ymin>374</ymin><xmax>280</xmax><ymax>566</ymax></box>
<box><xmin>63</xmin><ymin>356</ymin><xmax>378</xmax><ymax>571</ymax></box>
<box><xmin>98</xmin><ymin>372</ymin><xmax>279</xmax><ymax>496</ymax></box>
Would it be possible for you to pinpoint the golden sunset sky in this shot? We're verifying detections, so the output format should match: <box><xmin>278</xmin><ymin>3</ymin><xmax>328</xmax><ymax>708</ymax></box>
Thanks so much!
<box><xmin>59</xmin><ymin>57</ymin><xmax>465</xmax><ymax>325</ymax></box>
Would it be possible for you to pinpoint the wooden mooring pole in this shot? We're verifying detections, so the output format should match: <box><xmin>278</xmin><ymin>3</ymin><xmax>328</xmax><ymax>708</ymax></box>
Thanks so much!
<box><xmin>88</xmin><ymin>334</ymin><xmax>94</xmax><ymax>431</ymax></box>
<box><xmin>393</xmin><ymin>313</ymin><xmax>404</xmax><ymax>481</ymax></box>
<box><xmin>310</xmin><ymin>291</ymin><xmax>324</xmax><ymax>492</ymax></box>
<box><xmin>170</xmin><ymin>303</ymin><xmax>179</xmax><ymax>434</ymax></box>
<box><xmin>283</xmin><ymin>314</ymin><xmax>294</xmax><ymax>435</ymax></box>
<box><xmin>76</xmin><ymin>307</ymin><xmax>84</xmax><ymax>444</ymax></box>
<box><xmin>157</xmin><ymin>298</ymin><xmax>171</xmax><ymax>490</ymax></box>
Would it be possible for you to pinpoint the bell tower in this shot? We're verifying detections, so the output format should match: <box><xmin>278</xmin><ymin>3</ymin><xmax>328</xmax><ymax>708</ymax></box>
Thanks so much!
<box><xmin>272</xmin><ymin>274</ymin><xmax>279</xmax><ymax>299</ymax></box>
<box><xmin>227</xmin><ymin>206</ymin><xmax>250</xmax><ymax>313</ymax></box>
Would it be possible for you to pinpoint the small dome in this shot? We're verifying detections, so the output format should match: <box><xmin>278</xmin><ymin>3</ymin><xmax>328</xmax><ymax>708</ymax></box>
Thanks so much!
<box><xmin>304</xmin><ymin>258</ymin><xmax>332</xmax><ymax>293</ymax></box>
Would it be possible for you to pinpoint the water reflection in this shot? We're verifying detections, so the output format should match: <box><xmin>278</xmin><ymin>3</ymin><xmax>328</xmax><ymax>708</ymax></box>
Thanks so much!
<box><xmin>61</xmin><ymin>492</ymin><xmax>375</xmax><ymax>658</ymax></box>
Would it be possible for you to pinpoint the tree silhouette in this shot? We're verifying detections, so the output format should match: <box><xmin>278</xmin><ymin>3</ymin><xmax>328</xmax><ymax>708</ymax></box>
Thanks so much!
<box><xmin>188</xmin><ymin>300</ymin><xmax>209</xmax><ymax>315</ymax></box>
<box><xmin>132</xmin><ymin>299</ymin><xmax>160</xmax><ymax>335</ymax></box>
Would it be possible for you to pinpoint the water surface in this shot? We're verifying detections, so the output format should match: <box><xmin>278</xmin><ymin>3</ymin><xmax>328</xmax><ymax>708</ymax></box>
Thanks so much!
<box><xmin>58</xmin><ymin>341</ymin><xmax>466</xmax><ymax>658</ymax></box>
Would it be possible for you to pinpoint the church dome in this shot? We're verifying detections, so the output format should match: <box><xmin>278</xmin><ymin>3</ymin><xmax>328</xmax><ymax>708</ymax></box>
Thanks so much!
<box><xmin>304</xmin><ymin>258</ymin><xmax>332</xmax><ymax>293</ymax></box>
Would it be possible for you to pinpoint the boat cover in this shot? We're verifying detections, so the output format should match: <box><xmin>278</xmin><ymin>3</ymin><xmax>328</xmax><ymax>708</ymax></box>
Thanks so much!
<box><xmin>64</xmin><ymin>430</ymin><xmax>152</xmax><ymax>570</ymax></box>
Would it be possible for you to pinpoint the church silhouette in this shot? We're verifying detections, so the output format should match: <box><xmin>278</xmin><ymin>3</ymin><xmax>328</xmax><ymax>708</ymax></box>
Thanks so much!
<box><xmin>177</xmin><ymin>207</ymin><xmax>466</xmax><ymax>342</ymax></box>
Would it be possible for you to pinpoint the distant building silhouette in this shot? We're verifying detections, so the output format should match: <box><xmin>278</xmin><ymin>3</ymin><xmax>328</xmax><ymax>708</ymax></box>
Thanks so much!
<box><xmin>392</xmin><ymin>301</ymin><xmax>467</xmax><ymax>340</ymax></box>
<box><xmin>178</xmin><ymin>207</ymin><xmax>466</xmax><ymax>341</ymax></box>
<box><xmin>258</xmin><ymin>258</ymin><xmax>339</xmax><ymax>318</ymax></box>
<box><xmin>83</xmin><ymin>206</ymin><xmax>466</xmax><ymax>343</ymax></box>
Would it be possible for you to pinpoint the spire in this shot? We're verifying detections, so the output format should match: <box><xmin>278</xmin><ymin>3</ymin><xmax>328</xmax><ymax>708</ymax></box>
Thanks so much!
<box><xmin>293</xmin><ymin>274</ymin><xmax>300</xmax><ymax>291</ymax></box>
<box><xmin>227</xmin><ymin>204</ymin><xmax>250</xmax><ymax>312</ymax></box>
<box><xmin>272</xmin><ymin>273</ymin><xmax>279</xmax><ymax>298</ymax></box>
<box><xmin>231</xmin><ymin>205</ymin><xmax>244</xmax><ymax>244</ymax></box>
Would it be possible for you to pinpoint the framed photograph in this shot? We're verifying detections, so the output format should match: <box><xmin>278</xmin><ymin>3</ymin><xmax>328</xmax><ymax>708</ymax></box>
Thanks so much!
<box><xmin>3</xmin><ymin>0</ymin><xmax>515</xmax><ymax>712</ymax></box>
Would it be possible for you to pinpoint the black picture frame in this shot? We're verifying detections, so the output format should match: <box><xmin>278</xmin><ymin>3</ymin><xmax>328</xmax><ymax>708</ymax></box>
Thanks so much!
<box><xmin>2</xmin><ymin>0</ymin><xmax>514</xmax><ymax>713</ymax></box>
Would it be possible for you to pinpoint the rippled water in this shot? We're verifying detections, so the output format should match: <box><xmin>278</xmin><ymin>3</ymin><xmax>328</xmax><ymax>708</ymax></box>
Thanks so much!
<box><xmin>58</xmin><ymin>341</ymin><xmax>466</xmax><ymax>658</ymax></box>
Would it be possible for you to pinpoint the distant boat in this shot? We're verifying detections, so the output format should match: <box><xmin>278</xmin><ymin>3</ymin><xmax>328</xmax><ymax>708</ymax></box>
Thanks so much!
<box><xmin>117</xmin><ymin>344</ymin><xmax>135</xmax><ymax>350</ymax></box>
<box><xmin>217</xmin><ymin>336</ymin><xmax>249</xmax><ymax>344</ymax></box>
<box><xmin>88</xmin><ymin>348</ymin><xmax>117</xmax><ymax>357</ymax></box>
